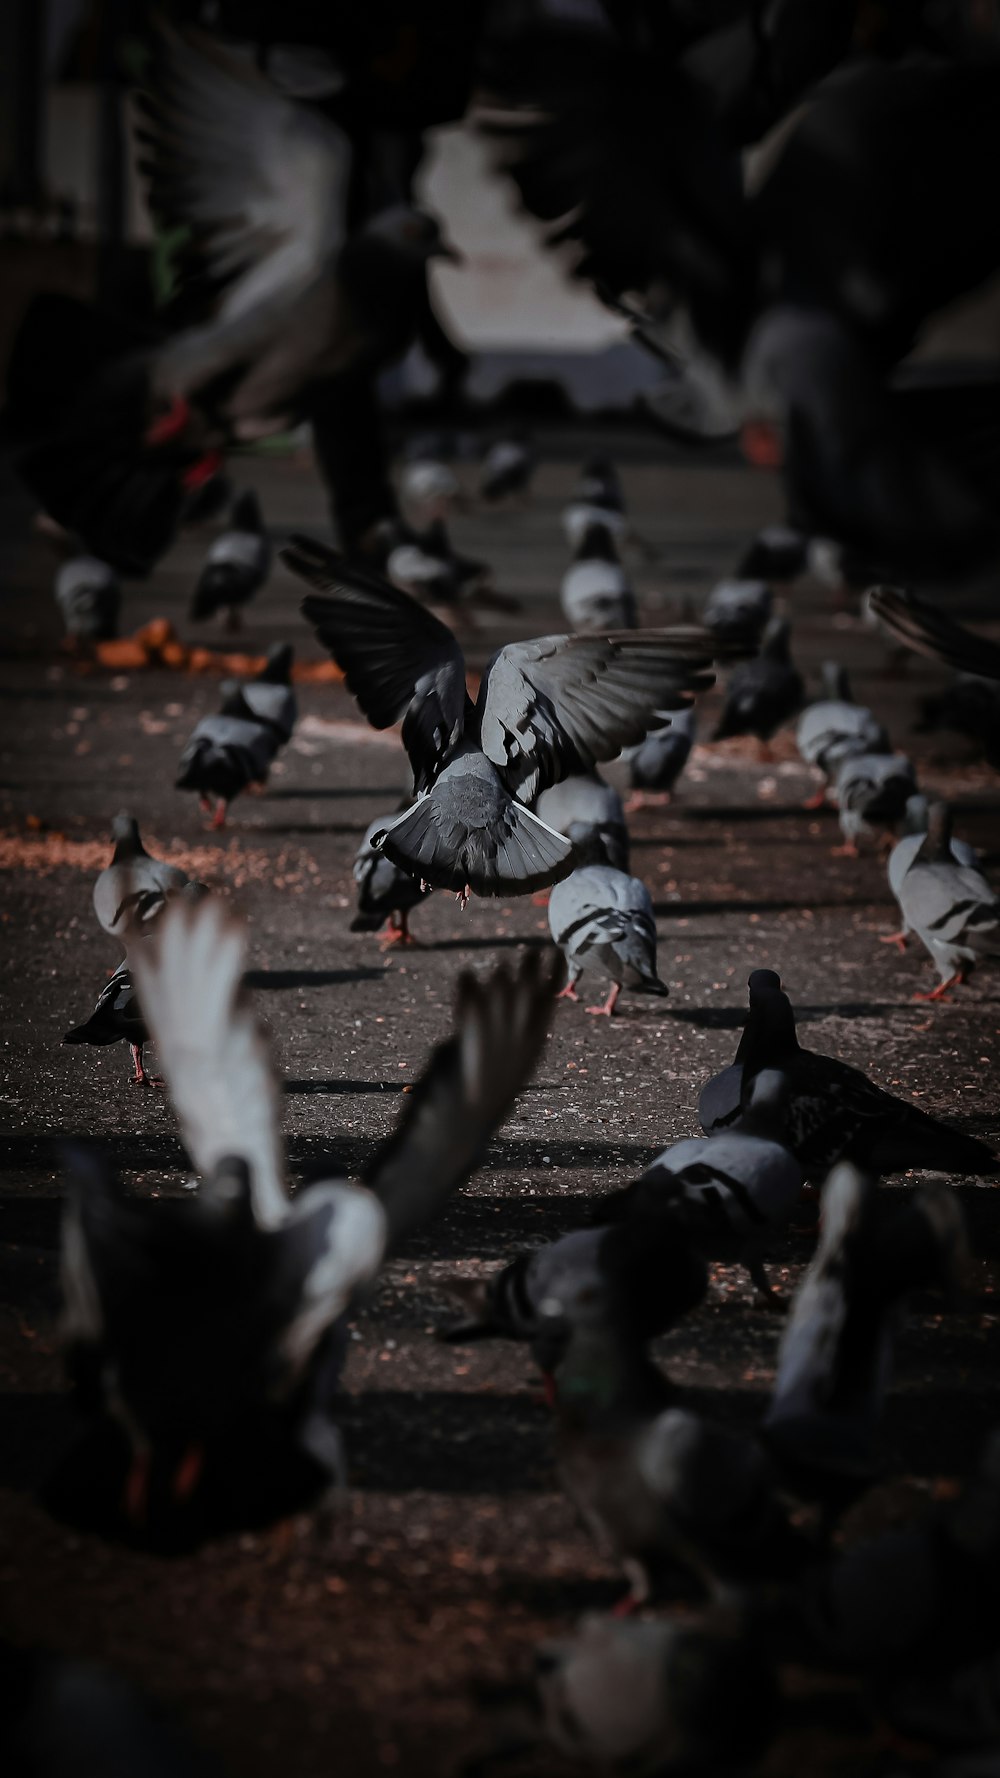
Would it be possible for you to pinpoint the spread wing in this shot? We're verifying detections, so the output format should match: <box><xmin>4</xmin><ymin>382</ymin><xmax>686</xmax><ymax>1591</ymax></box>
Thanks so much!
<box><xmin>363</xmin><ymin>949</ymin><xmax>560</xmax><ymax>1251</ymax></box>
<box><xmin>136</xmin><ymin>23</ymin><xmax>350</xmax><ymax>324</ymax></box>
<box><xmin>128</xmin><ymin>896</ymin><xmax>287</xmax><ymax>1227</ymax></box>
<box><xmin>284</xmin><ymin>535</ymin><xmax>467</xmax><ymax>793</ymax></box>
<box><xmin>867</xmin><ymin>585</ymin><xmax>1000</xmax><ymax>681</ymax></box>
<box><xmin>477</xmin><ymin>630</ymin><xmax>718</xmax><ymax>802</ymax></box>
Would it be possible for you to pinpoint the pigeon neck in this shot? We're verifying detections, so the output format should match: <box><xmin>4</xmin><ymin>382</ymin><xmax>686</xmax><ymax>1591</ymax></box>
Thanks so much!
<box><xmin>111</xmin><ymin>827</ymin><xmax>145</xmax><ymax>862</ymax></box>
<box><xmin>577</xmin><ymin>524</ymin><xmax>617</xmax><ymax>563</ymax></box>
<box><xmin>550</xmin><ymin>1322</ymin><xmax>665</xmax><ymax>1422</ymax></box>
<box><xmin>821</xmin><ymin>662</ymin><xmax>850</xmax><ymax>702</ymax></box>
<box><xmin>917</xmin><ymin>803</ymin><xmax>953</xmax><ymax>865</ymax></box>
<box><xmin>762</xmin><ymin>620</ymin><xmax>791</xmax><ymax>662</ymax></box>
<box><xmin>735</xmin><ymin>997</ymin><xmax>799</xmax><ymax>1071</ymax></box>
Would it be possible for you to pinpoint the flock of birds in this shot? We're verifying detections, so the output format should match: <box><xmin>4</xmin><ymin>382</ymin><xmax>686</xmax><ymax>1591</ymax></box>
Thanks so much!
<box><xmin>33</xmin><ymin>429</ymin><xmax>1000</xmax><ymax>1777</ymax></box>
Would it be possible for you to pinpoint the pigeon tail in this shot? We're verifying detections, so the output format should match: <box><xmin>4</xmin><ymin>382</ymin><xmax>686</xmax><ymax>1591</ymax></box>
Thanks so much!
<box><xmin>375</xmin><ymin>792</ymin><xmax>574</xmax><ymax>898</ymax></box>
<box><xmin>869</xmin><ymin>1113</ymin><xmax>998</xmax><ymax>1177</ymax></box>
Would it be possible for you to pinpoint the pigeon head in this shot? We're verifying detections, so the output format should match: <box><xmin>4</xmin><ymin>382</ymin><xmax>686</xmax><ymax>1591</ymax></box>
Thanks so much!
<box><xmin>362</xmin><ymin>205</ymin><xmax>462</xmax><ymax>264</ymax></box>
<box><xmin>820</xmin><ymin>661</ymin><xmax>851</xmax><ymax>702</ymax></box>
<box><xmin>747</xmin><ymin>969</ymin><xmax>782</xmax><ymax>1000</ymax></box>
<box><xmin>921</xmin><ymin>800</ymin><xmax>954</xmax><ymax>862</ymax></box>
<box><xmin>230</xmin><ymin>489</ymin><xmax>263</xmax><ymax>533</ymax></box>
<box><xmin>109</xmin><ymin>811</ymin><xmax>143</xmax><ymax>858</ymax></box>
<box><xmin>258</xmin><ymin>642</ymin><xmax>294</xmax><ymax>684</ymax></box>
<box><xmin>902</xmin><ymin>793</ymin><xmax>931</xmax><ymax>835</ymax></box>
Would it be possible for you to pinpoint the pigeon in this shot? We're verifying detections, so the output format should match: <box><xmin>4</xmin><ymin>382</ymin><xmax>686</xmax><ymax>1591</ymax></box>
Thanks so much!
<box><xmin>736</xmin><ymin>526</ymin><xmax>809</xmax><ymax>583</ymax></box>
<box><xmin>189</xmin><ymin>490</ymin><xmax>271</xmax><ymax>628</ymax></box>
<box><xmin>890</xmin><ymin>802</ymin><xmax>1000</xmax><ymax>1000</ymax></box>
<box><xmin>601</xmin><ymin>1071</ymin><xmax>804</xmax><ymax>1305</ymax></box>
<box><xmin>92</xmin><ymin>813</ymin><xmax>192</xmax><ymax>945</ymax></box>
<box><xmin>885</xmin><ymin>796</ymin><xmax>980</xmax><ymax>955</ymax></box>
<box><xmin>175</xmin><ymin>685</ymin><xmax>279</xmax><ymax>828</ymax></box>
<box><xmin>225</xmin><ymin>643</ymin><xmax>297</xmax><ymax>744</ymax></box>
<box><xmin>625</xmin><ymin>706</ymin><xmax>696</xmax><ymax>800</ymax></box>
<box><xmin>712</xmin><ymin>616</ymin><xmax>803</xmax><ymax>749</ymax></box>
<box><xmin>479</xmin><ymin>433</ymin><xmax>534</xmax><ymax>502</ymax></box>
<box><xmin>764</xmin><ymin>1162</ymin><xmax>968</xmax><ymax>1503</ymax></box>
<box><xmin>64</xmin><ymin>961</ymin><xmax>153</xmax><ymax>1087</ymax></box>
<box><xmin>180</xmin><ymin>465</ymin><xmax>233</xmax><ymax>528</ymax></box>
<box><xmin>286</xmin><ymin>536</ymin><xmax>721</xmax><ymax>899</ymax></box>
<box><xmin>56</xmin><ymin>895</ymin><xmax>559</xmax><ymax>1546</ymax></box>
<box><xmin>867</xmin><ymin>585</ymin><xmax>1000</xmax><ymax>682</ymax></box>
<box><xmin>533</xmin><ymin>772</ymin><xmax>629</xmax><ymax>872</ymax></box>
<box><xmin>399</xmin><ymin>436</ymin><xmax>461</xmax><ymax>524</ymax></box>
<box><xmin>528</xmin><ymin>1610</ymin><xmax>777</xmax><ymax>1776</ymax></box>
<box><xmin>386</xmin><ymin>517</ymin><xmax>489</xmax><ymax>610</ymax></box>
<box><xmin>699</xmin><ymin>968</ymin><xmax>997</xmax><ymax>1178</ymax></box>
<box><xmin>796</xmin><ymin>663</ymin><xmax>888</xmax><ymax>808</ymax></box>
<box><xmin>832</xmin><ymin>748</ymin><xmax>917</xmax><ymax>855</ymax></box>
<box><xmin>435</xmin><ymin>1214</ymin><xmax>707</xmax><ymax>1348</ymax></box>
<box><xmin>560</xmin><ymin>521</ymin><xmax>637</xmax><ymax>632</ymax></box>
<box><xmin>702</xmin><ymin>578</ymin><xmax>772</xmax><ymax>652</ymax></box>
<box><xmin>548</xmin><ymin>866</ymin><xmax>667</xmax><ymax>1016</ymax></box>
<box><xmin>561</xmin><ymin>455</ymin><xmax>629</xmax><ymax>552</ymax></box>
<box><xmin>351</xmin><ymin>814</ymin><xmax>427</xmax><ymax>947</ymax></box>
<box><xmin>54</xmin><ymin>556</ymin><xmax>121</xmax><ymax>643</ymax></box>
<box><xmin>6</xmin><ymin>24</ymin><xmax>459</xmax><ymax>575</ymax></box>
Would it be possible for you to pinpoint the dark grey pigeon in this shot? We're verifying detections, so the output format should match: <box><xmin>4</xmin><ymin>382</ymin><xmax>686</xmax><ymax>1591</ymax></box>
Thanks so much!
<box><xmin>351</xmin><ymin>814</ymin><xmax>427</xmax><ymax>946</ymax></box>
<box><xmin>560</xmin><ymin>522</ymin><xmax>636</xmax><ymax>632</ymax></box>
<box><xmin>796</xmin><ymin>662</ymin><xmax>888</xmax><ymax>805</ymax></box>
<box><xmin>175</xmin><ymin>685</ymin><xmax>279</xmax><ymax>828</ymax></box>
<box><xmin>702</xmin><ymin>578</ymin><xmax>772</xmax><ymax>652</ymax></box>
<box><xmin>602</xmin><ymin>1071</ymin><xmax>803</xmax><ymax>1305</ymax></box>
<box><xmin>833</xmin><ymin>748</ymin><xmax>916</xmax><ymax>854</ymax></box>
<box><xmin>736</xmin><ymin>526</ymin><xmax>809</xmax><ymax>583</ymax></box>
<box><xmin>226</xmin><ymin>643</ymin><xmax>297</xmax><ymax>743</ymax></box>
<box><xmin>286</xmin><ymin>537</ymin><xmax>721</xmax><ymax>899</ymax></box>
<box><xmin>189</xmin><ymin>490</ymin><xmax>271</xmax><ymax>628</ymax></box>
<box><xmin>625</xmin><ymin>706</ymin><xmax>696</xmax><ymax>799</ymax></box>
<box><xmin>713</xmin><ymin>616</ymin><xmax>804</xmax><ymax>746</ymax></box>
<box><xmin>479</xmin><ymin>433</ymin><xmax>534</xmax><ymax>501</ymax></box>
<box><xmin>892</xmin><ymin>802</ymin><xmax>1000</xmax><ymax>999</ymax></box>
<box><xmin>57</xmin><ymin>896</ymin><xmax>559</xmax><ymax>1549</ymax></box>
<box><xmin>534</xmin><ymin>771</ymin><xmax>629</xmax><ymax>872</ymax></box>
<box><xmin>54</xmin><ymin>556</ymin><xmax>121</xmax><ymax>642</ymax></box>
<box><xmin>64</xmin><ymin>960</ymin><xmax>154</xmax><ymax>1087</ymax></box>
<box><xmin>548</xmin><ymin>865</ymin><xmax>667</xmax><ymax>1016</ymax></box>
<box><xmin>699</xmin><ymin>968</ymin><xmax>998</xmax><ymax>1178</ymax></box>
<box><xmin>92</xmin><ymin>813</ymin><xmax>192</xmax><ymax>945</ymax></box>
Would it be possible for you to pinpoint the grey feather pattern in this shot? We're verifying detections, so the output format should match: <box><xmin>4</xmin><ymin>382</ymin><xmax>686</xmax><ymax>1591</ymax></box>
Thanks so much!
<box><xmin>548</xmin><ymin>866</ymin><xmax>666</xmax><ymax>994</ymax></box>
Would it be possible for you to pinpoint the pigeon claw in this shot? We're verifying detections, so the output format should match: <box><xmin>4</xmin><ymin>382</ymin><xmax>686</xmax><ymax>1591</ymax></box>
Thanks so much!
<box><xmin>455</xmin><ymin>886</ymin><xmax>471</xmax><ymax>910</ymax></box>
<box><xmin>879</xmin><ymin>931</ymin><xmax>909</xmax><ymax>953</ymax></box>
<box><xmin>801</xmin><ymin>786</ymin><xmax>827</xmax><ymax>811</ymax></box>
<box><xmin>172</xmin><ymin>1442</ymin><xmax>205</xmax><ymax>1503</ymax></box>
<box><xmin>913</xmin><ymin>972</ymin><xmax>964</xmax><ymax>1003</ymax></box>
<box><xmin>586</xmin><ymin>984</ymin><xmax>621</xmax><ymax>1017</ymax></box>
<box><xmin>123</xmin><ymin>1449</ymin><xmax>151</xmax><ymax>1525</ymax></box>
<box><xmin>830</xmin><ymin>841</ymin><xmax>859</xmax><ymax>858</ymax></box>
<box><xmin>210</xmin><ymin>799</ymin><xmax>228</xmax><ymax>831</ymax></box>
<box><xmin>555</xmin><ymin>981</ymin><xmax>580</xmax><ymax>1003</ymax></box>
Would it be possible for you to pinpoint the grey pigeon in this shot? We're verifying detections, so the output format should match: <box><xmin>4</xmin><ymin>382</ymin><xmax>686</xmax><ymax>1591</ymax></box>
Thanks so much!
<box><xmin>479</xmin><ymin>433</ymin><xmax>534</xmax><ymax>501</ymax></box>
<box><xmin>54</xmin><ymin>556</ymin><xmax>121</xmax><ymax>642</ymax></box>
<box><xmin>226</xmin><ymin>642</ymin><xmax>297</xmax><ymax>744</ymax></box>
<box><xmin>625</xmin><ymin>706</ymin><xmax>696</xmax><ymax>800</ymax></box>
<box><xmin>175</xmin><ymin>685</ymin><xmax>279</xmax><ymax>828</ymax></box>
<box><xmin>736</xmin><ymin>525</ymin><xmax>809</xmax><ymax>583</ymax></box>
<box><xmin>58</xmin><ymin>896</ymin><xmax>559</xmax><ymax>1547</ymax></box>
<box><xmin>189</xmin><ymin>490</ymin><xmax>271</xmax><ymax>628</ymax></box>
<box><xmin>534</xmin><ymin>771</ymin><xmax>629</xmax><ymax>872</ymax></box>
<box><xmin>884</xmin><ymin>795</ymin><xmax>980</xmax><ymax>954</ymax></box>
<box><xmin>386</xmin><ymin>516</ymin><xmax>489</xmax><ymax>610</ymax></box>
<box><xmin>699</xmin><ymin>968</ymin><xmax>998</xmax><ymax>1178</ymax></box>
<box><xmin>562</xmin><ymin>455</ymin><xmax>628</xmax><ymax>553</ymax></box>
<box><xmin>890</xmin><ymin>802</ymin><xmax>1000</xmax><ymax>999</ymax></box>
<box><xmin>351</xmin><ymin>814</ymin><xmax>427</xmax><ymax>946</ymax></box>
<box><xmin>603</xmin><ymin>1071</ymin><xmax>803</xmax><ymax>1304</ymax></box>
<box><xmin>833</xmin><ymin>748</ymin><xmax>917</xmax><ymax>854</ymax></box>
<box><xmin>796</xmin><ymin>662</ymin><xmax>888</xmax><ymax>806</ymax></box>
<box><xmin>287</xmin><ymin>537</ymin><xmax>720</xmax><ymax>899</ymax></box>
<box><xmin>64</xmin><ymin>961</ymin><xmax>153</xmax><ymax>1087</ymax></box>
<box><xmin>548</xmin><ymin>865</ymin><xmax>667</xmax><ymax>1016</ymax></box>
<box><xmin>764</xmin><ymin>1161</ymin><xmax>968</xmax><ymax>1502</ymax></box>
<box><xmin>560</xmin><ymin>521</ymin><xmax>636</xmax><ymax>632</ymax></box>
<box><xmin>399</xmin><ymin>447</ymin><xmax>461</xmax><ymax>524</ymax></box>
<box><xmin>702</xmin><ymin>578</ymin><xmax>772</xmax><ymax>652</ymax></box>
<box><xmin>528</xmin><ymin>1610</ymin><xmax>777</xmax><ymax>1776</ymax></box>
<box><xmin>92</xmin><ymin>813</ymin><xmax>191</xmax><ymax>945</ymax></box>
<box><xmin>713</xmin><ymin>616</ymin><xmax>804</xmax><ymax>746</ymax></box>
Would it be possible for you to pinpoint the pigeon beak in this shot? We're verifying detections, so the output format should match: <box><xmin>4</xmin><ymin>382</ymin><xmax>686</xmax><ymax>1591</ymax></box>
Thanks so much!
<box><xmin>432</xmin><ymin>240</ymin><xmax>463</xmax><ymax>265</ymax></box>
<box><xmin>172</xmin><ymin>1442</ymin><xmax>205</xmax><ymax>1503</ymax></box>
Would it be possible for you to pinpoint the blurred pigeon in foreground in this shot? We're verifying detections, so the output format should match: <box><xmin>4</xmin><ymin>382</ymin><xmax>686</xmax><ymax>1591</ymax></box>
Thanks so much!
<box><xmin>890</xmin><ymin>802</ymin><xmax>1000</xmax><ymax>1000</ymax></box>
<box><xmin>625</xmin><ymin>706</ymin><xmax>696</xmax><ymax>804</ymax></box>
<box><xmin>601</xmin><ymin>1071</ymin><xmax>803</xmax><ymax>1305</ymax></box>
<box><xmin>479</xmin><ymin>433</ymin><xmax>534</xmax><ymax>502</ymax></box>
<box><xmin>64</xmin><ymin>961</ymin><xmax>153</xmax><ymax>1087</ymax></box>
<box><xmin>351</xmin><ymin>814</ymin><xmax>427</xmax><ymax>947</ymax></box>
<box><xmin>54</xmin><ymin>556</ymin><xmax>121</xmax><ymax>643</ymax></box>
<box><xmin>713</xmin><ymin>616</ymin><xmax>803</xmax><ymax>751</ymax></box>
<box><xmin>796</xmin><ymin>663</ymin><xmax>888</xmax><ymax>808</ymax></box>
<box><xmin>92</xmin><ymin>813</ymin><xmax>193</xmax><ymax>945</ymax></box>
<box><xmin>286</xmin><ymin>536</ymin><xmax>722</xmax><ymax>899</ymax></box>
<box><xmin>867</xmin><ymin>586</ymin><xmax>1000</xmax><ymax>683</ymax></box>
<box><xmin>189</xmin><ymin>491</ymin><xmax>271</xmax><ymax>630</ymax></box>
<box><xmin>548</xmin><ymin>865</ymin><xmax>667</xmax><ymax>1016</ymax></box>
<box><xmin>560</xmin><ymin>521</ymin><xmax>636</xmax><ymax>632</ymax></box>
<box><xmin>702</xmin><ymin>578</ymin><xmax>772</xmax><ymax>652</ymax></box>
<box><xmin>56</xmin><ymin>895</ymin><xmax>559</xmax><ymax>1548</ymax></box>
<box><xmin>175</xmin><ymin>685</ymin><xmax>279</xmax><ymax>828</ymax></box>
<box><xmin>699</xmin><ymin>968</ymin><xmax>997</xmax><ymax>1177</ymax></box>
<box><xmin>832</xmin><ymin>748</ymin><xmax>916</xmax><ymax>856</ymax></box>
<box><xmin>534</xmin><ymin>772</ymin><xmax>629</xmax><ymax>872</ymax></box>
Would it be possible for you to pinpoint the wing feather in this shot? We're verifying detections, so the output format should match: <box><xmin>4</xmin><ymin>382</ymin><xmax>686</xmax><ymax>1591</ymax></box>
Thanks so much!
<box><xmin>867</xmin><ymin>584</ymin><xmax>1000</xmax><ymax>681</ymax></box>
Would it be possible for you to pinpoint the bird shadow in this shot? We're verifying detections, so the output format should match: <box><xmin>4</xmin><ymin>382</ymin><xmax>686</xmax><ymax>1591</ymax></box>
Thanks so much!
<box><xmin>651</xmin><ymin>897</ymin><xmax>865</xmax><ymax>918</ymax></box>
<box><xmin>265</xmin><ymin>786</ymin><xmax>403</xmax><ymax>801</ymax></box>
<box><xmin>665</xmin><ymin>1000</ymin><xmax>902</xmax><ymax>1031</ymax></box>
<box><xmin>283</xmin><ymin>1079</ymin><xmax>407</xmax><ymax>1096</ymax></box>
<box><xmin>252</xmin><ymin>822</ymin><xmax>367</xmax><ymax>837</ymax></box>
<box><xmin>245</xmin><ymin>967</ymin><xmax>384</xmax><ymax>990</ymax></box>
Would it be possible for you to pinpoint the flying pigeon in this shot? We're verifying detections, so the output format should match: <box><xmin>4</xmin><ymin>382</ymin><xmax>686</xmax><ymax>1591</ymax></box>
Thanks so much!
<box><xmin>832</xmin><ymin>748</ymin><xmax>916</xmax><ymax>855</ymax></box>
<box><xmin>702</xmin><ymin>578</ymin><xmax>772</xmax><ymax>652</ymax></box>
<box><xmin>699</xmin><ymin>968</ymin><xmax>998</xmax><ymax>1178</ymax></box>
<box><xmin>6</xmin><ymin>23</ymin><xmax>458</xmax><ymax>575</ymax></box>
<box><xmin>175</xmin><ymin>685</ymin><xmax>279</xmax><ymax>828</ymax></box>
<box><xmin>64</xmin><ymin>960</ymin><xmax>154</xmax><ymax>1087</ymax></box>
<box><xmin>54</xmin><ymin>556</ymin><xmax>121</xmax><ymax>643</ymax></box>
<box><xmin>712</xmin><ymin>616</ymin><xmax>804</xmax><ymax>749</ymax></box>
<box><xmin>548</xmin><ymin>865</ymin><xmax>668</xmax><ymax>1016</ymax></box>
<box><xmin>625</xmin><ymin>706</ymin><xmax>696</xmax><ymax>802</ymax></box>
<box><xmin>351</xmin><ymin>814</ymin><xmax>427</xmax><ymax>947</ymax></box>
<box><xmin>796</xmin><ymin>663</ymin><xmax>888</xmax><ymax>807</ymax></box>
<box><xmin>479</xmin><ymin>433</ymin><xmax>534</xmax><ymax>502</ymax></box>
<box><xmin>286</xmin><ymin>537</ymin><xmax>721</xmax><ymax>899</ymax></box>
<box><xmin>889</xmin><ymin>802</ymin><xmax>1000</xmax><ymax>999</ymax></box>
<box><xmin>560</xmin><ymin>521</ymin><xmax>637</xmax><ymax>632</ymax></box>
<box><xmin>189</xmin><ymin>490</ymin><xmax>271</xmax><ymax>629</ymax></box>
<box><xmin>92</xmin><ymin>813</ymin><xmax>192</xmax><ymax>945</ymax></box>
<box><xmin>602</xmin><ymin>1071</ymin><xmax>803</xmax><ymax>1305</ymax></box>
<box><xmin>533</xmin><ymin>772</ymin><xmax>629</xmax><ymax>872</ymax></box>
<box><xmin>56</xmin><ymin>895</ymin><xmax>559</xmax><ymax>1546</ymax></box>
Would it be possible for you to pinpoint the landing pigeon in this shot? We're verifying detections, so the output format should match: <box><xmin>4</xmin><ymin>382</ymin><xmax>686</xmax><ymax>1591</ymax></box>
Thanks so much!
<box><xmin>92</xmin><ymin>813</ymin><xmax>192</xmax><ymax>945</ymax></box>
<box><xmin>54</xmin><ymin>556</ymin><xmax>121</xmax><ymax>643</ymax></box>
<box><xmin>548</xmin><ymin>865</ymin><xmax>667</xmax><ymax>1016</ymax></box>
<box><xmin>560</xmin><ymin>521</ymin><xmax>636</xmax><ymax>632</ymax></box>
<box><xmin>287</xmin><ymin>537</ymin><xmax>722</xmax><ymax>898</ymax></box>
<box><xmin>534</xmin><ymin>772</ymin><xmax>629</xmax><ymax>872</ymax></box>
<box><xmin>189</xmin><ymin>490</ymin><xmax>271</xmax><ymax>628</ymax></box>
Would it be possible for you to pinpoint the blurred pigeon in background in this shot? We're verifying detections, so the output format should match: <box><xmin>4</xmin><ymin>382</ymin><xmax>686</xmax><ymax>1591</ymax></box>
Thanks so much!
<box><xmin>189</xmin><ymin>490</ymin><xmax>271</xmax><ymax>630</ymax></box>
<box><xmin>54</xmin><ymin>556</ymin><xmax>121</xmax><ymax>644</ymax></box>
<box><xmin>560</xmin><ymin>521</ymin><xmax>636</xmax><ymax>632</ymax></box>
